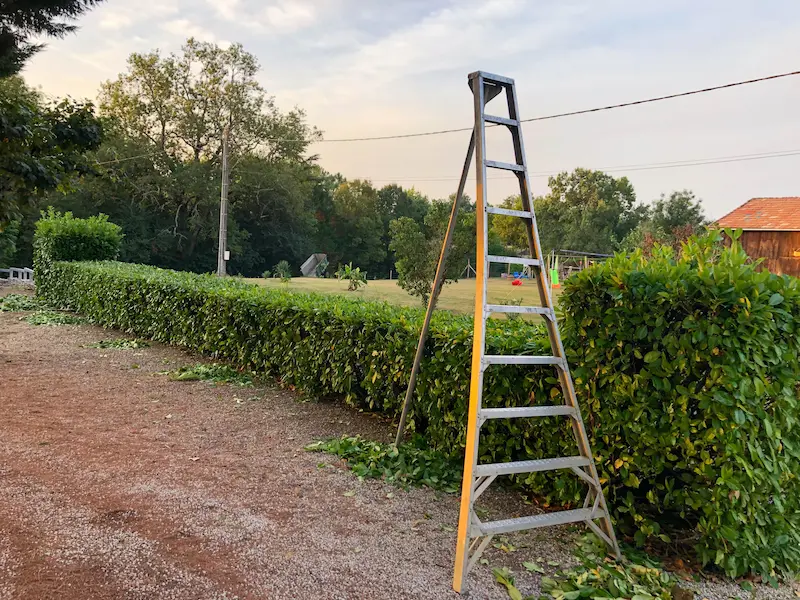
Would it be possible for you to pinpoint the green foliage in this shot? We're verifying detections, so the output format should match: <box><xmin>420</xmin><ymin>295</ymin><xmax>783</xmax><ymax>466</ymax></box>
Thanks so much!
<box><xmin>0</xmin><ymin>293</ymin><xmax>40</xmax><ymax>311</ymax></box>
<box><xmin>23</xmin><ymin>310</ymin><xmax>85</xmax><ymax>326</ymax></box>
<box><xmin>490</xmin><ymin>195</ymin><xmax>529</xmax><ymax>251</ymax></box>
<box><xmin>621</xmin><ymin>191</ymin><xmax>707</xmax><ymax>255</ymax></box>
<box><xmin>540</xmin><ymin>535</ymin><xmax>677</xmax><ymax>600</ymax></box>
<box><xmin>560</xmin><ymin>230</ymin><xmax>800</xmax><ymax>578</ymax></box>
<box><xmin>335</xmin><ymin>262</ymin><xmax>368</xmax><ymax>291</ymax></box>
<box><xmin>325</xmin><ymin>179</ymin><xmax>387</xmax><ymax>273</ymax></box>
<box><xmin>273</xmin><ymin>260</ymin><xmax>291</xmax><ymax>282</ymax></box>
<box><xmin>0</xmin><ymin>220</ymin><xmax>20</xmax><ymax>267</ymax></box>
<box><xmin>262</xmin><ymin>270</ymin><xmax>272</xmax><ymax>279</ymax></box>
<box><xmin>305</xmin><ymin>435</ymin><xmax>462</xmax><ymax>492</ymax></box>
<box><xmin>388</xmin><ymin>199</ymin><xmax>476</xmax><ymax>306</ymax></box>
<box><xmin>164</xmin><ymin>363</ymin><xmax>255</xmax><ymax>386</ymax></box>
<box><xmin>492</xmin><ymin>567</ymin><xmax>530</xmax><ymax>600</ymax></box>
<box><xmin>0</xmin><ymin>0</ymin><xmax>105</xmax><ymax>77</ymax></box>
<box><xmin>535</xmin><ymin>169</ymin><xmax>647</xmax><ymax>256</ymax></box>
<box><xmin>0</xmin><ymin>77</ymin><xmax>103</xmax><ymax>227</ymax></box>
<box><xmin>33</xmin><ymin>210</ymin><xmax>122</xmax><ymax>288</ymax></box>
<box><xmin>88</xmin><ymin>338</ymin><xmax>150</xmax><ymax>349</ymax></box>
<box><xmin>99</xmin><ymin>38</ymin><xmax>319</xmax><ymax>163</ymax></box>
<box><xmin>389</xmin><ymin>216</ymin><xmax>434</xmax><ymax>305</ymax></box>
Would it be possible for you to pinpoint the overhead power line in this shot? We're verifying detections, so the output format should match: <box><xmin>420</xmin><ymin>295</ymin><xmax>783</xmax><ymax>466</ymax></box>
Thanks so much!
<box><xmin>234</xmin><ymin>148</ymin><xmax>800</xmax><ymax>182</ymax></box>
<box><xmin>298</xmin><ymin>69</ymin><xmax>800</xmax><ymax>143</ymax></box>
<box><xmin>92</xmin><ymin>68</ymin><xmax>800</xmax><ymax>167</ymax></box>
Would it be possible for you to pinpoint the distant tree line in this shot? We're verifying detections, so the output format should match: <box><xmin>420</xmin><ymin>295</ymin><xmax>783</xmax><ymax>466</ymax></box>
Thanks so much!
<box><xmin>1</xmin><ymin>34</ymin><xmax>707</xmax><ymax>284</ymax></box>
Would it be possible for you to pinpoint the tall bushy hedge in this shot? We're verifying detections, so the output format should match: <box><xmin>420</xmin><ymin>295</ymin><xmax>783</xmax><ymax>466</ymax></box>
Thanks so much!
<box><xmin>36</xmin><ymin>216</ymin><xmax>800</xmax><ymax>579</ymax></box>
<box><xmin>33</xmin><ymin>209</ymin><xmax>122</xmax><ymax>288</ymax></box>
<box><xmin>560</xmin><ymin>231</ymin><xmax>800</xmax><ymax>579</ymax></box>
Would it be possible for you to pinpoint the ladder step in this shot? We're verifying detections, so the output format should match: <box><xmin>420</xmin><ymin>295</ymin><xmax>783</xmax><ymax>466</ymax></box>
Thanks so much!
<box><xmin>484</xmin><ymin>114</ymin><xmax>519</xmax><ymax>127</ymax></box>
<box><xmin>485</xmin><ymin>206</ymin><xmax>532</xmax><ymax>218</ymax></box>
<box><xmin>477</xmin><ymin>508</ymin><xmax>598</xmax><ymax>536</ymax></box>
<box><xmin>475</xmin><ymin>456</ymin><xmax>590</xmax><ymax>477</ymax></box>
<box><xmin>481</xmin><ymin>406</ymin><xmax>575</xmax><ymax>420</ymax></box>
<box><xmin>474</xmin><ymin>71</ymin><xmax>515</xmax><ymax>86</ymax></box>
<box><xmin>487</xmin><ymin>255</ymin><xmax>540</xmax><ymax>267</ymax></box>
<box><xmin>486</xmin><ymin>304</ymin><xmax>551</xmax><ymax>315</ymax></box>
<box><xmin>485</xmin><ymin>160</ymin><xmax>524</xmax><ymax>172</ymax></box>
<box><xmin>484</xmin><ymin>355</ymin><xmax>562</xmax><ymax>366</ymax></box>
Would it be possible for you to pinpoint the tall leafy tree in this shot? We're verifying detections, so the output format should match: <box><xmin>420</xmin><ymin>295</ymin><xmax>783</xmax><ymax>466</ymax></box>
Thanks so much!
<box><xmin>541</xmin><ymin>168</ymin><xmax>646</xmax><ymax>255</ymax></box>
<box><xmin>0</xmin><ymin>75</ymin><xmax>102</xmax><ymax>229</ymax></box>
<box><xmin>0</xmin><ymin>0</ymin><xmax>104</xmax><ymax>77</ymax></box>
<box><xmin>649</xmin><ymin>190</ymin><xmax>707</xmax><ymax>233</ymax></box>
<box><xmin>324</xmin><ymin>179</ymin><xmax>385</xmax><ymax>273</ymax></box>
<box><xmin>620</xmin><ymin>190</ymin><xmax>707</xmax><ymax>256</ymax></box>
<box><xmin>100</xmin><ymin>38</ymin><xmax>320</xmax><ymax>163</ymax></box>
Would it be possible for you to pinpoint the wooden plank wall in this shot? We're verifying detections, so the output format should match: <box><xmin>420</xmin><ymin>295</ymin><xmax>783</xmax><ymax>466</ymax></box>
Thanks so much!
<box><xmin>739</xmin><ymin>231</ymin><xmax>800</xmax><ymax>277</ymax></box>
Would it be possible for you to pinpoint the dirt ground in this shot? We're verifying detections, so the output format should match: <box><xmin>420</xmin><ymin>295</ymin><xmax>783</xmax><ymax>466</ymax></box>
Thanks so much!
<box><xmin>0</xmin><ymin>288</ymin><xmax>584</xmax><ymax>600</ymax></box>
<box><xmin>0</xmin><ymin>285</ymin><xmax>794</xmax><ymax>600</ymax></box>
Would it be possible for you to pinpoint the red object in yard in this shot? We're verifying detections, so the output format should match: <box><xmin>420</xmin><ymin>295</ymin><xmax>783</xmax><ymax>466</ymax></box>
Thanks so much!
<box><xmin>511</xmin><ymin>279</ymin><xmax>522</xmax><ymax>286</ymax></box>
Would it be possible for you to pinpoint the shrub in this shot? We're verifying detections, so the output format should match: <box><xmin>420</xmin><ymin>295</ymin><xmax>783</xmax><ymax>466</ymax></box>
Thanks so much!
<box><xmin>33</xmin><ymin>208</ymin><xmax>122</xmax><ymax>296</ymax></box>
<box><xmin>273</xmin><ymin>260</ymin><xmax>291</xmax><ymax>282</ymax></box>
<box><xmin>335</xmin><ymin>262</ymin><xmax>368</xmax><ymax>291</ymax></box>
<box><xmin>559</xmin><ymin>230</ymin><xmax>800</xmax><ymax>579</ymax></box>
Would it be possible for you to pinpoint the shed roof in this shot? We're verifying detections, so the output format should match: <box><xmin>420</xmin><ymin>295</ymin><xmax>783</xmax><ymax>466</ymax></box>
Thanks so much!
<box><xmin>716</xmin><ymin>197</ymin><xmax>800</xmax><ymax>230</ymax></box>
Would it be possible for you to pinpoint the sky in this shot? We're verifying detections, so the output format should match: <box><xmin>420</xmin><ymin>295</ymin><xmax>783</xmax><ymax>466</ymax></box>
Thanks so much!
<box><xmin>21</xmin><ymin>0</ymin><xmax>800</xmax><ymax>219</ymax></box>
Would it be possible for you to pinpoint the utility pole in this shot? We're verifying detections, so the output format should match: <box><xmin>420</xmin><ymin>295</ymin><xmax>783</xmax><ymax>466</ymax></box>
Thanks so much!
<box><xmin>217</xmin><ymin>124</ymin><xmax>230</xmax><ymax>276</ymax></box>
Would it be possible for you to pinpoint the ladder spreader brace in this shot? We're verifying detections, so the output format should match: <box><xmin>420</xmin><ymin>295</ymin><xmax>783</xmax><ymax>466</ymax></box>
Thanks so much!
<box><xmin>394</xmin><ymin>71</ymin><xmax>621</xmax><ymax>594</ymax></box>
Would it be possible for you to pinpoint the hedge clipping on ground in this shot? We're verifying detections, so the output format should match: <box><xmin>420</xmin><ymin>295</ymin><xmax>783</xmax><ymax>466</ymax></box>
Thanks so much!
<box><xmin>35</xmin><ymin>215</ymin><xmax>800</xmax><ymax>579</ymax></box>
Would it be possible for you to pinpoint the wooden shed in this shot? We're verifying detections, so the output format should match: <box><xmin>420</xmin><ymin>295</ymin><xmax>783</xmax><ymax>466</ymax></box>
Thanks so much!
<box><xmin>716</xmin><ymin>197</ymin><xmax>800</xmax><ymax>277</ymax></box>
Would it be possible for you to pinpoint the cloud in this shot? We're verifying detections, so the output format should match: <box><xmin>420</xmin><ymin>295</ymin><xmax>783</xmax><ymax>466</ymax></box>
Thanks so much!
<box><xmin>96</xmin><ymin>2</ymin><xmax>179</xmax><ymax>31</ymax></box>
<box><xmin>260</xmin><ymin>1</ymin><xmax>317</xmax><ymax>32</ymax></box>
<box><xmin>207</xmin><ymin>0</ymin><xmax>240</xmax><ymax>21</ymax></box>
<box><xmin>161</xmin><ymin>19</ymin><xmax>220</xmax><ymax>44</ymax></box>
<box><xmin>205</xmin><ymin>0</ymin><xmax>320</xmax><ymax>32</ymax></box>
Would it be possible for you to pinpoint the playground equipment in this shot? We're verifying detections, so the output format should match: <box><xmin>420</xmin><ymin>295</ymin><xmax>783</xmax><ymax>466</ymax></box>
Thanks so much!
<box><xmin>394</xmin><ymin>71</ymin><xmax>620</xmax><ymax>593</ymax></box>
<box><xmin>300</xmin><ymin>253</ymin><xmax>328</xmax><ymax>277</ymax></box>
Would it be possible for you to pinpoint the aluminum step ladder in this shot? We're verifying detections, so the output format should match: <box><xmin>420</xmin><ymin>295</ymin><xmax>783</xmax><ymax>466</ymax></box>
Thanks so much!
<box><xmin>391</xmin><ymin>71</ymin><xmax>621</xmax><ymax>594</ymax></box>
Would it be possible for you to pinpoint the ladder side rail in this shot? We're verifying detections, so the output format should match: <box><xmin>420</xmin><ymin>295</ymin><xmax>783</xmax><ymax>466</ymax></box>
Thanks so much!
<box><xmin>453</xmin><ymin>72</ymin><xmax>491</xmax><ymax>594</ymax></box>
<box><xmin>394</xmin><ymin>131</ymin><xmax>476</xmax><ymax>445</ymax></box>
<box><xmin>505</xmin><ymin>82</ymin><xmax>621</xmax><ymax>558</ymax></box>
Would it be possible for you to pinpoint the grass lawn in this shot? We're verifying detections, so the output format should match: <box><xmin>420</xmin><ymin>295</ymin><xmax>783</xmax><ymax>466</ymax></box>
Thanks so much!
<box><xmin>248</xmin><ymin>277</ymin><xmax>561</xmax><ymax>314</ymax></box>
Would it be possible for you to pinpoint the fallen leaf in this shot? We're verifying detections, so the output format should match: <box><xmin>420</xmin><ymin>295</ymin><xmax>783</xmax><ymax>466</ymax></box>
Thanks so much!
<box><xmin>523</xmin><ymin>561</ymin><xmax>545</xmax><ymax>574</ymax></box>
<box><xmin>343</xmin><ymin>490</ymin><xmax>355</xmax><ymax>497</ymax></box>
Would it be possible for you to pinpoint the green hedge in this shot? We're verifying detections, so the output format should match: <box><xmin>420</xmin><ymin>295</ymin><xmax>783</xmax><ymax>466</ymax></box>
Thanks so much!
<box><xmin>33</xmin><ymin>209</ymin><xmax>122</xmax><ymax>283</ymax></box>
<box><xmin>561</xmin><ymin>232</ymin><xmax>800</xmax><ymax>579</ymax></box>
<box><xmin>35</xmin><ymin>222</ymin><xmax>800</xmax><ymax>579</ymax></box>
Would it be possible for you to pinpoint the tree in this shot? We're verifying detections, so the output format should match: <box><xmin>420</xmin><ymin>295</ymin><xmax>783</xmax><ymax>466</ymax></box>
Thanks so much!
<box><xmin>325</xmin><ymin>179</ymin><xmax>385</xmax><ymax>272</ymax></box>
<box><xmin>649</xmin><ymin>190</ymin><xmax>707</xmax><ymax>233</ymax></box>
<box><xmin>490</xmin><ymin>195</ymin><xmax>528</xmax><ymax>250</ymax></box>
<box><xmin>389</xmin><ymin>195</ymin><xmax>476</xmax><ymax>306</ymax></box>
<box><xmin>540</xmin><ymin>168</ymin><xmax>646</xmax><ymax>255</ymax></box>
<box><xmin>0</xmin><ymin>76</ymin><xmax>103</xmax><ymax>229</ymax></box>
<box><xmin>100</xmin><ymin>38</ymin><xmax>320</xmax><ymax>163</ymax></box>
<box><xmin>620</xmin><ymin>190</ymin><xmax>707</xmax><ymax>256</ymax></box>
<box><xmin>0</xmin><ymin>0</ymin><xmax>104</xmax><ymax>77</ymax></box>
<box><xmin>389</xmin><ymin>217</ymin><xmax>433</xmax><ymax>305</ymax></box>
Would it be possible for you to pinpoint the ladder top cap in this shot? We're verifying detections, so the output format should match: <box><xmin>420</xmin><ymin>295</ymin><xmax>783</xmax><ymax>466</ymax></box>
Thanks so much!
<box><xmin>468</xmin><ymin>71</ymin><xmax>515</xmax><ymax>85</ymax></box>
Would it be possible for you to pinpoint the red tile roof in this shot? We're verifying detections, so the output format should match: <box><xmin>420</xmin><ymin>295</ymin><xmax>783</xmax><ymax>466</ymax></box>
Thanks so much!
<box><xmin>716</xmin><ymin>197</ymin><xmax>800</xmax><ymax>230</ymax></box>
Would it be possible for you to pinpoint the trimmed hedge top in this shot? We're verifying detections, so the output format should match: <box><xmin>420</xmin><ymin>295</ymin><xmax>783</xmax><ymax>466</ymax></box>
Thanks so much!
<box><xmin>34</xmin><ymin>208</ymin><xmax>122</xmax><ymax>264</ymax></box>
